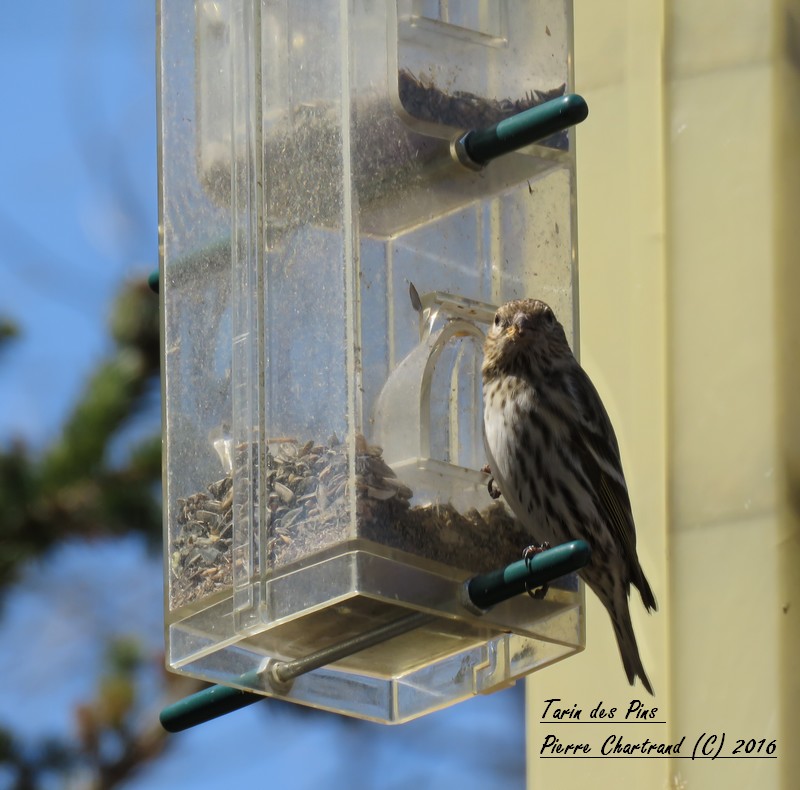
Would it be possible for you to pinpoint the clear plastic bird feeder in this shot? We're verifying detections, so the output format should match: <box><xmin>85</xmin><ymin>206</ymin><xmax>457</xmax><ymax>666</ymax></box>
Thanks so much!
<box><xmin>158</xmin><ymin>0</ymin><xmax>584</xmax><ymax>724</ymax></box>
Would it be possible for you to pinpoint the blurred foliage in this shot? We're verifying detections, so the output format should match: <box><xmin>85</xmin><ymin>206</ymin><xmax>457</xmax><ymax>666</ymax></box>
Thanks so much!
<box><xmin>0</xmin><ymin>317</ymin><xmax>19</xmax><ymax>347</ymax></box>
<box><xmin>0</xmin><ymin>635</ymin><xmax>198</xmax><ymax>790</ymax></box>
<box><xmin>0</xmin><ymin>278</ymin><xmax>196</xmax><ymax>789</ymax></box>
<box><xmin>0</xmin><ymin>280</ymin><xmax>162</xmax><ymax>591</ymax></box>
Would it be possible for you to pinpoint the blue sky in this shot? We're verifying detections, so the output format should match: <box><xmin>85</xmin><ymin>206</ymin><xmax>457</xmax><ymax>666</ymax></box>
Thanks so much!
<box><xmin>0</xmin><ymin>3</ymin><xmax>525</xmax><ymax>787</ymax></box>
<box><xmin>0</xmin><ymin>1</ymin><xmax>156</xmax><ymax>446</ymax></box>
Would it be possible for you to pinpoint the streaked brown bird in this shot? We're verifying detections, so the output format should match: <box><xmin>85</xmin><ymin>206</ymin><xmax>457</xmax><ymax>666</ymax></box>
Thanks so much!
<box><xmin>482</xmin><ymin>298</ymin><xmax>656</xmax><ymax>693</ymax></box>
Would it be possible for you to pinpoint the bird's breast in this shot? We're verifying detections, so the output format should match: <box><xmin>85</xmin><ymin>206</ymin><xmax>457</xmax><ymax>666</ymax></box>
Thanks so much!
<box><xmin>483</xmin><ymin>378</ymin><xmax>537</xmax><ymax>520</ymax></box>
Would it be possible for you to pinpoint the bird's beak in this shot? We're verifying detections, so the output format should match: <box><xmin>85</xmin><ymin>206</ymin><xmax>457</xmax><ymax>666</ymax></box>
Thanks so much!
<box><xmin>506</xmin><ymin>324</ymin><xmax>521</xmax><ymax>339</ymax></box>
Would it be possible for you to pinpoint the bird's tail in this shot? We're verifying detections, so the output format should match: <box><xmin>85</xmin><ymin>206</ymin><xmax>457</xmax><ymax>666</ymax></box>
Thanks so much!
<box><xmin>633</xmin><ymin>562</ymin><xmax>657</xmax><ymax>613</ymax></box>
<box><xmin>610</xmin><ymin>596</ymin><xmax>654</xmax><ymax>696</ymax></box>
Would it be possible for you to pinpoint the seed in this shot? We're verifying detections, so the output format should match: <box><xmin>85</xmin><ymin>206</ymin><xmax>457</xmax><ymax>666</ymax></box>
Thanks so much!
<box><xmin>274</xmin><ymin>481</ymin><xmax>294</xmax><ymax>503</ymax></box>
<box><xmin>316</xmin><ymin>482</ymin><xmax>329</xmax><ymax>511</ymax></box>
<box><xmin>366</xmin><ymin>486</ymin><xmax>396</xmax><ymax>501</ymax></box>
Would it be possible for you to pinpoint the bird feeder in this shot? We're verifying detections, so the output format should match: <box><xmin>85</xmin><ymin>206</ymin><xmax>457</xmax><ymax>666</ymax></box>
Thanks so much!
<box><xmin>158</xmin><ymin>0</ymin><xmax>585</xmax><ymax>724</ymax></box>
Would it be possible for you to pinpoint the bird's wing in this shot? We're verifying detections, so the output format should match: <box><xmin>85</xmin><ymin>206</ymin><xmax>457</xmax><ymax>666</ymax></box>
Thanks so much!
<box><xmin>562</xmin><ymin>366</ymin><xmax>639</xmax><ymax>564</ymax></box>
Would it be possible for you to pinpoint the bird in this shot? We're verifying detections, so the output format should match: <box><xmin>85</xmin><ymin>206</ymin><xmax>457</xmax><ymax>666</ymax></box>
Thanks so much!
<box><xmin>482</xmin><ymin>298</ymin><xmax>656</xmax><ymax>694</ymax></box>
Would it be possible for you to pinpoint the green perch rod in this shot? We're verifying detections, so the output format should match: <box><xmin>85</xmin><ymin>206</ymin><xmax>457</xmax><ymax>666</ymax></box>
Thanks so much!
<box><xmin>451</xmin><ymin>93</ymin><xmax>588</xmax><ymax>169</ymax></box>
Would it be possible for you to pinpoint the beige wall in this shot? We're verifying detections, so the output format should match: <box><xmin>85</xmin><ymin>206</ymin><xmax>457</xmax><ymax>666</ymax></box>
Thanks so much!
<box><xmin>526</xmin><ymin>1</ymin><xmax>800</xmax><ymax>787</ymax></box>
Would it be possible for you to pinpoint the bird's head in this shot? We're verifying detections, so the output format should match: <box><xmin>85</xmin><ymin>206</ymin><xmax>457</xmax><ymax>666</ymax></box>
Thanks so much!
<box><xmin>483</xmin><ymin>299</ymin><xmax>570</xmax><ymax>379</ymax></box>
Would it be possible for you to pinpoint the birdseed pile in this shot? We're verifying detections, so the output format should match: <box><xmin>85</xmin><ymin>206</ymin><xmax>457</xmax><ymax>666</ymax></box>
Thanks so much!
<box><xmin>170</xmin><ymin>434</ymin><xmax>532</xmax><ymax>610</ymax></box>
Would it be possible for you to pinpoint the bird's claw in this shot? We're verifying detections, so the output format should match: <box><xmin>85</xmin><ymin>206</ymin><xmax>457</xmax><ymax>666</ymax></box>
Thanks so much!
<box><xmin>522</xmin><ymin>543</ymin><xmax>551</xmax><ymax>600</ymax></box>
<box><xmin>527</xmin><ymin>584</ymin><xmax>549</xmax><ymax>600</ymax></box>
<box><xmin>522</xmin><ymin>542</ymin><xmax>551</xmax><ymax>562</ymax></box>
<box><xmin>481</xmin><ymin>465</ymin><xmax>502</xmax><ymax>499</ymax></box>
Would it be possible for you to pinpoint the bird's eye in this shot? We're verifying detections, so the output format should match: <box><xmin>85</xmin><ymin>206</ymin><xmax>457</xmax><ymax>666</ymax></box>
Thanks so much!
<box><xmin>494</xmin><ymin>314</ymin><xmax>501</xmax><ymax>327</ymax></box>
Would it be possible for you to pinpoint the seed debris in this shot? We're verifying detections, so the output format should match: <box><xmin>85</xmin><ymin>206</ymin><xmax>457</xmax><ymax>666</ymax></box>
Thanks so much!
<box><xmin>170</xmin><ymin>435</ymin><xmax>531</xmax><ymax>610</ymax></box>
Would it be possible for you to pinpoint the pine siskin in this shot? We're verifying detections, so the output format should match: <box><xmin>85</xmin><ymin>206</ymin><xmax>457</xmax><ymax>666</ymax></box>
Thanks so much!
<box><xmin>482</xmin><ymin>298</ymin><xmax>656</xmax><ymax>694</ymax></box>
